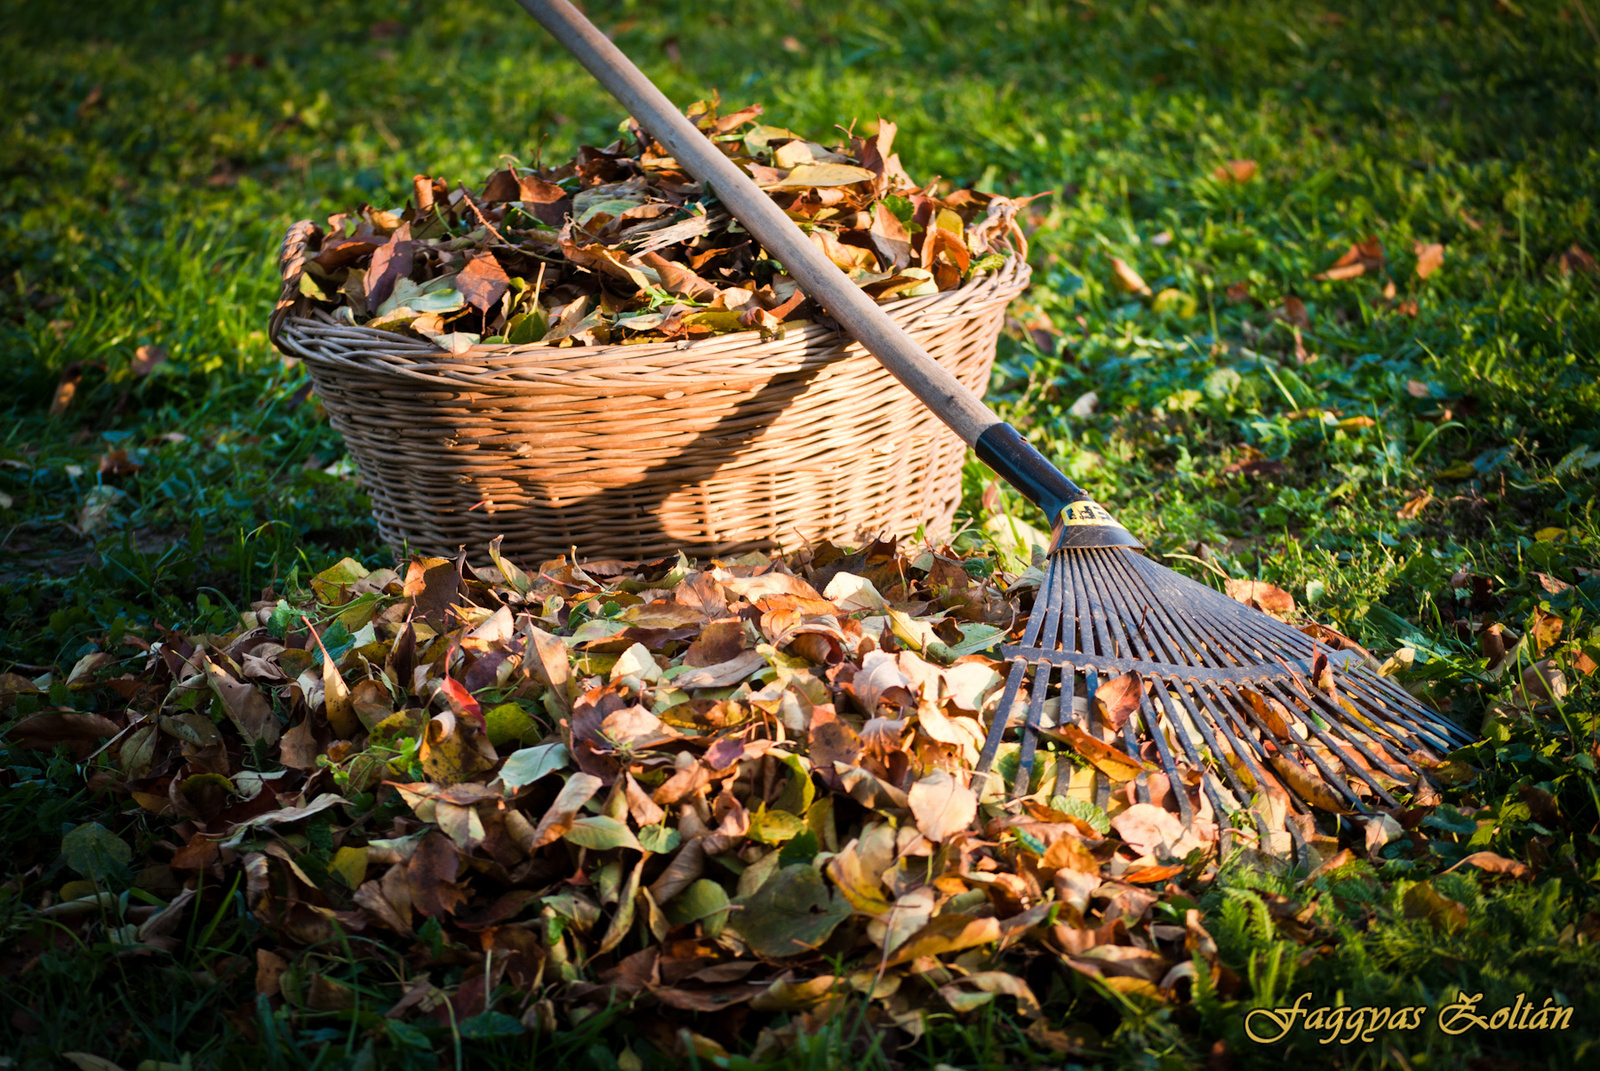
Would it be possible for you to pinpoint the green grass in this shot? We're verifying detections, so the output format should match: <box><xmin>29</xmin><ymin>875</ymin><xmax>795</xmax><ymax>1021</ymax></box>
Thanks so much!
<box><xmin>3</xmin><ymin>0</ymin><xmax>1599</xmax><ymax>1068</ymax></box>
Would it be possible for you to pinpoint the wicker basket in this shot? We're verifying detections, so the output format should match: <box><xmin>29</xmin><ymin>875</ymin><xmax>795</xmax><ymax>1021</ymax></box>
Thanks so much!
<box><xmin>268</xmin><ymin>219</ymin><xmax>1029</xmax><ymax>565</ymax></box>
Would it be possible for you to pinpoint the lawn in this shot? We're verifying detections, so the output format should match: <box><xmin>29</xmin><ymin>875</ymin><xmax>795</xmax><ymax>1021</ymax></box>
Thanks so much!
<box><xmin>3</xmin><ymin>0</ymin><xmax>1599</xmax><ymax>1068</ymax></box>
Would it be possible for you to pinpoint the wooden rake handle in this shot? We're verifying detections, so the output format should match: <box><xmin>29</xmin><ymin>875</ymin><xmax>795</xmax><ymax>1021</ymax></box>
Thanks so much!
<box><xmin>514</xmin><ymin>0</ymin><xmax>1142</xmax><ymax>551</ymax></box>
<box><xmin>514</xmin><ymin>0</ymin><xmax>1002</xmax><ymax>444</ymax></box>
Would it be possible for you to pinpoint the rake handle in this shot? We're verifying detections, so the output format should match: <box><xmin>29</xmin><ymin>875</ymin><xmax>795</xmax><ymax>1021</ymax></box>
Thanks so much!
<box><xmin>517</xmin><ymin>0</ymin><xmax>1002</xmax><ymax>443</ymax></box>
<box><xmin>516</xmin><ymin>0</ymin><xmax>1146</xmax><ymax>551</ymax></box>
<box><xmin>516</xmin><ymin>1</ymin><xmax>1132</xmax><ymax>527</ymax></box>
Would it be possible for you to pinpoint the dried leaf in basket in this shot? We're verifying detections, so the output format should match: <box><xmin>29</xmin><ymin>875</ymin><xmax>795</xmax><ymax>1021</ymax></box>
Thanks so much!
<box><xmin>294</xmin><ymin>99</ymin><xmax>1040</xmax><ymax>350</ymax></box>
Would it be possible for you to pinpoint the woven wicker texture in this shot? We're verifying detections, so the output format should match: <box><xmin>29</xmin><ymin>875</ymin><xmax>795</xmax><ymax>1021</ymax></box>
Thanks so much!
<box><xmin>269</xmin><ymin>220</ymin><xmax>1029</xmax><ymax>565</ymax></box>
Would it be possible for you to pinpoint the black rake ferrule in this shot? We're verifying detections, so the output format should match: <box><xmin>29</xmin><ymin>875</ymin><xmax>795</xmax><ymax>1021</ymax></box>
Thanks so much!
<box><xmin>974</xmin><ymin>423</ymin><xmax>1144</xmax><ymax>551</ymax></box>
<box><xmin>974</xmin><ymin>423</ymin><xmax>1088</xmax><ymax>521</ymax></box>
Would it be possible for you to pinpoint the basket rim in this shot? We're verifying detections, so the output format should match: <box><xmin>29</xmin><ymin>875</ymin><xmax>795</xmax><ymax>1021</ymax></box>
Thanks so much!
<box><xmin>268</xmin><ymin>219</ymin><xmax>1031</xmax><ymax>388</ymax></box>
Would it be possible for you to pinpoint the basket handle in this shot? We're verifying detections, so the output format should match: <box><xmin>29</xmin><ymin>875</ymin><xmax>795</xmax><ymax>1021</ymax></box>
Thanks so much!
<box><xmin>514</xmin><ymin>0</ymin><xmax>1139</xmax><ymax>550</ymax></box>
<box><xmin>269</xmin><ymin>219</ymin><xmax>321</xmax><ymax>350</ymax></box>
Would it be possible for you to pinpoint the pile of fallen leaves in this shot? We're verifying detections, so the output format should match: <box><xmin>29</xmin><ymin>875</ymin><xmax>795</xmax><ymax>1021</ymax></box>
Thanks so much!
<box><xmin>2</xmin><ymin>536</ymin><xmax>1553</xmax><ymax>1060</ymax></box>
<box><xmin>1</xmin><ymin>537</ymin><xmax>1222</xmax><ymax>1054</ymax></box>
<box><xmin>291</xmin><ymin>99</ymin><xmax>1035</xmax><ymax>352</ymax></box>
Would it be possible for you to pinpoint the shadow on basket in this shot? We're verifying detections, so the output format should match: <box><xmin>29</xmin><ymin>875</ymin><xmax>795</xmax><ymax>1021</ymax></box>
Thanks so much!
<box><xmin>269</xmin><ymin>220</ymin><xmax>1028</xmax><ymax>568</ymax></box>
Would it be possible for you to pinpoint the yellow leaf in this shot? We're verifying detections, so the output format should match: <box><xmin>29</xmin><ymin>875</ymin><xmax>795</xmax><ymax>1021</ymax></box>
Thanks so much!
<box><xmin>885</xmin><ymin>914</ymin><xmax>1001</xmax><ymax>967</ymax></box>
<box><xmin>313</xmin><ymin>646</ymin><xmax>357</xmax><ymax>740</ymax></box>
<box><xmin>1534</xmin><ymin>527</ymin><xmax>1566</xmax><ymax>543</ymax></box>
<box><xmin>934</xmin><ymin>208</ymin><xmax>965</xmax><ymax>240</ymax></box>
<box><xmin>1111</xmin><ymin>257</ymin><xmax>1151</xmax><ymax>296</ymax></box>
<box><xmin>1268</xmin><ymin>754</ymin><xmax>1349</xmax><ymax>813</ymax></box>
<box><xmin>1045</xmin><ymin>723</ymin><xmax>1148</xmax><ymax>782</ymax></box>
<box><xmin>418</xmin><ymin>711</ymin><xmax>496</xmax><ymax>785</ymax></box>
<box><xmin>327</xmin><ymin>846</ymin><xmax>368</xmax><ymax>889</ymax></box>
<box><xmin>826</xmin><ymin>835</ymin><xmax>894</xmax><ymax>916</ymax></box>
<box><xmin>762</xmin><ymin>162</ymin><xmax>877</xmax><ymax>188</ymax></box>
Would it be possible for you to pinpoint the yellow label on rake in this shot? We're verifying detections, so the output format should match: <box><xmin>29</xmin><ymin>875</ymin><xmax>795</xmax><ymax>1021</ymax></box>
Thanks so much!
<box><xmin>1060</xmin><ymin>500</ymin><xmax>1119</xmax><ymax>526</ymax></box>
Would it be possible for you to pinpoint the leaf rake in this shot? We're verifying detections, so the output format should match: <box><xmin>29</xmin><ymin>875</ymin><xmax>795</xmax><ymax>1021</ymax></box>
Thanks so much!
<box><xmin>969</xmin><ymin>537</ymin><xmax>1475</xmax><ymax>857</ymax></box>
<box><xmin>517</xmin><ymin>0</ymin><xmax>1474</xmax><ymax>853</ymax></box>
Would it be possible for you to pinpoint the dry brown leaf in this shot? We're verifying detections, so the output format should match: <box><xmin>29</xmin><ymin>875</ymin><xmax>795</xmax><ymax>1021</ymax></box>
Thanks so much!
<box><xmin>1397</xmin><ymin>491</ymin><xmax>1433</xmax><ymax>519</ymax></box>
<box><xmin>1094</xmin><ymin>672</ymin><xmax>1145</xmax><ymax>733</ymax></box>
<box><xmin>255</xmin><ymin>949</ymin><xmax>288</xmax><ymax>997</ymax></box>
<box><xmin>457</xmin><ymin>253</ymin><xmax>510</xmax><ymax>312</ymax></box>
<box><xmin>907</xmin><ymin>769</ymin><xmax>977</xmax><ymax>842</ymax></box>
<box><xmin>1414</xmin><ymin>242</ymin><xmax>1444</xmax><ymax>279</ymax></box>
<box><xmin>1239</xmin><ymin>688</ymin><xmax>1293</xmax><ymax>739</ymax></box>
<box><xmin>1268</xmin><ymin>754</ymin><xmax>1349</xmax><ymax>813</ymax></box>
<box><xmin>1212</xmin><ymin>159</ymin><xmax>1258</xmax><ymax>183</ymax></box>
<box><xmin>204</xmin><ymin>656</ymin><xmax>282</xmax><ymax>746</ymax></box>
<box><xmin>529</xmin><ymin>771</ymin><xmax>604</xmax><ymax>848</ymax></box>
<box><xmin>1557</xmin><ymin>243</ymin><xmax>1596</xmax><ymax>275</ymax></box>
<box><xmin>1223</xmin><ymin>579</ymin><xmax>1295</xmax><ymax>618</ymax></box>
<box><xmin>1449</xmin><ymin>851</ymin><xmax>1531</xmax><ymax>879</ymax></box>
<box><xmin>407</xmin><ymin>831</ymin><xmax>468</xmax><ymax>918</ymax></box>
<box><xmin>1110</xmin><ymin>803</ymin><xmax>1201</xmax><ymax>860</ymax></box>
<box><xmin>131</xmin><ymin>344</ymin><xmax>167</xmax><ymax>375</ymax></box>
<box><xmin>1401</xmin><ymin>881</ymin><xmax>1467</xmax><ymax>932</ymax></box>
<box><xmin>1314</xmin><ymin>237</ymin><xmax>1385</xmax><ymax>281</ymax></box>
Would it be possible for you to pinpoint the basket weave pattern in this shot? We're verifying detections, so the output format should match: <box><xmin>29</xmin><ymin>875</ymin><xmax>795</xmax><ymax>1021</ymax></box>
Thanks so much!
<box><xmin>269</xmin><ymin>220</ymin><xmax>1029</xmax><ymax>564</ymax></box>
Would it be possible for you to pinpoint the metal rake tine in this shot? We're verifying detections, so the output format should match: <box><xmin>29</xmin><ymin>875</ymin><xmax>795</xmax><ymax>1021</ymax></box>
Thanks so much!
<box><xmin>974</xmin><ymin>553</ymin><xmax>1061</xmax><ymax>781</ymax></box>
<box><xmin>1162</xmin><ymin>567</ymin><xmax>1469</xmax><ymax>759</ymax></box>
<box><xmin>974</xmin><ymin>656</ymin><xmax>1028</xmax><ymax>780</ymax></box>
<box><xmin>1201</xmin><ymin>683</ymin><xmax>1320</xmax><ymax>822</ymax></box>
<box><xmin>1219</xmin><ymin>679</ymin><xmax>1373</xmax><ymax>815</ymax></box>
<box><xmin>1081</xmin><ymin>555</ymin><xmax>1196</xmax><ymax>825</ymax></box>
<box><xmin>1258</xmin><ymin>676</ymin><xmax>1404</xmax><ymax>808</ymax></box>
<box><xmin>1281</xmin><ymin>658</ymin><xmax>1433</xmax><ymax>778</ymax></box>
<box><xmin>1344</xmin><ymin>668</ymin><xmax>1473</xmax><ymax>751</ymax></box>
<box><xmin>1013</xmin><ymin>661</ymin><xmax>1054</xmax><ymax>797</ymax></box>
<box><xmin>1164</xmin><ymin>682</ymin><xmax>1257</xmax><ymax>805</ymax></box>
<box><xmin>1130</xmin><ymin>680</ymin><xmax>1194</xmax><ymax>826</ymax></box>
<box><xmin>1013</xmin><ymin>556</ymin><xmax>1069</xmax><ymax>795</ymax></box>
<box><xmin>1153</xmin><ymin>683</ymin><xmax>1270</xmax><ymax>851</ymax></box>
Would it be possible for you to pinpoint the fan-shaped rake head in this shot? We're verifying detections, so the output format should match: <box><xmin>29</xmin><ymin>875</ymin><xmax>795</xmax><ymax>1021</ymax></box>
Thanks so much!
<box><xmin>974</xmin><ymin>547</ymin><xmax>1474</xmax><ymax>859</ymax></box>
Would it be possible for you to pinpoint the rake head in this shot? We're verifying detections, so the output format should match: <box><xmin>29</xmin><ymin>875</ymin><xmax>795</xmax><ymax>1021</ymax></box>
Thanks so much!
<box><xmin>974</xmin><ymin>546</ymin><xmax>1474</xmax><ymax>859</ymax></box>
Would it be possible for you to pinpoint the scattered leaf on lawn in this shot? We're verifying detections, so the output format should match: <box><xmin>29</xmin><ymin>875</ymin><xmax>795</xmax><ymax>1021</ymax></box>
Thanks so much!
<box><xmin>1414</xmin><ymin>242</ymin><xmax>1444</xmax><ymax>279</ymax></box>
<box><xmin>1401</xmin><ymin>881</ymin><xmax>1468</xmax><ymax>932</ymax></box>
<box><xmin>1111</xmin><ymin>257</ymin><xmax>1152</xmax><ymax>296</ymax></box>
<box><xmin>1314</xmin><ymin>237</ymin><xmax>1385</xmax><ymax>280</ymax></box>
<box><xmin>1448</xmin><ymin>852</ymin><xmax>1531</xmax><ymax>879</ymax></box>
<box><xmin>1212</xmin><ymin>159</ymin><xmax>1257</xmax><ymax>182</ymax></box>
